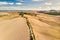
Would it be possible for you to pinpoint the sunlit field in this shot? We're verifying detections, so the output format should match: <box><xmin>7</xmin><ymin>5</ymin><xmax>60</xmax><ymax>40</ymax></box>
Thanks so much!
<box><xmin>0</xmin><ymin>12</ymin><xmax>60</xmax><ymax>40</ymax></box>
<box><xmin>24</xmin><ymin>13</ymin><xmax>60</xmax><ymax>40</ymax></box>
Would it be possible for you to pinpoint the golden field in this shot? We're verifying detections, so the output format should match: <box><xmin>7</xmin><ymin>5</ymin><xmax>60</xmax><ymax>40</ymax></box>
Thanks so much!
<box><xmin>24</xmin><ymin>13</ymin><xmax>60</xmax><ymax>40</ymax></box>
<box><xmin>0</xmin><ymin>12</ymin><xmax>60</xmax><ymax>40</ymax></box>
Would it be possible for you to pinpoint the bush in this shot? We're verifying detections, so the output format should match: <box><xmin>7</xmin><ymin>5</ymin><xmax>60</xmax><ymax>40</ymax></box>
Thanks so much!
<box><xmin>18</xmin><ymin>12</ymin><xmax>24</xmax><ymax>17</ymax></box>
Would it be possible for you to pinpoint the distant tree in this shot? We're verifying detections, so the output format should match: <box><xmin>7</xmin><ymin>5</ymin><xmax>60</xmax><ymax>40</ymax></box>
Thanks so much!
<box><xmin>19</xmin><ymin>12</ymin><xmax>24</xmax><ymax>17</ymax></box>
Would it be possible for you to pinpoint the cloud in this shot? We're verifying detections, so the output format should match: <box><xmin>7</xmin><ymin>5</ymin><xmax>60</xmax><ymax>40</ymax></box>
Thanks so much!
<box><xmin>18</xmin><ymin>0</ymin><xmax>24</xmax><ymax>2</ymax></box>
<box><xmin>8</xmin><ymin>3</ymin><xmax>14</xmax><ymax>5</ymax></box>
<box><xmin>0</xmin><ymin>2</ymin><xmax>22</xmax><ymax>5</ymax></box>
<box><xmin>0</xmin><ymin>2</ymin><xmax>14</xmax><ymax>5</ymax></box>
<box><xmin>45</xmin><ymin>2</ymin><xmax>52</xmax><ymax>6</ymax></box>
<box><xmin>51</xmin><ymin>7</ymin><xmax>60</xmax><ymax>10</ymax></box>
<box><xmin>16</xmin><ymin>3</ymin><xmax>22</xmax><ymax>5</ymax></box>
<box><xmin>57</xmin><ymin>3</ymin><xmax>60</xmax><ymax>5</ymax></box>
<box><xmin>0</xmin><ymin>6</ymin><xmax>60</xmax><ymax>10</ymax></box>
<box><xmin>0</xmin><ymin>2</ymin><xmax>8</xmax><ymax>5</ymax></box>
<box><xmin>32</xmin><ymin>0</ymin><xmax>43</xmax><ymax>1</ymax></box>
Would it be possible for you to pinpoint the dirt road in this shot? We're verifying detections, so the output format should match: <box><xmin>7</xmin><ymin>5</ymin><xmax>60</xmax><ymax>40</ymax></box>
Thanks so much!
<box><xmin>0</xmin><ymin>17</ymin><xmax>30</xmax><ymax>40</ymax></box>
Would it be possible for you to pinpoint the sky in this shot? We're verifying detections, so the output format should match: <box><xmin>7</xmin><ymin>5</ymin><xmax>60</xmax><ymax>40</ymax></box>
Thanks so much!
<box><xmin>0</xmin><ymin>0</ymin><xmax>60</xmax><ymax>10</ymax></box>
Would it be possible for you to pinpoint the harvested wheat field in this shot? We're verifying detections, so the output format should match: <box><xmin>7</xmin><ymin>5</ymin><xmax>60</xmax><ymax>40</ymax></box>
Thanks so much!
<box><xmin>24</xmin><ymin>13</ymin><xmax>60</xmax><ymax>40</ymax></box>
<box><xmin>0</xmin><ymin>12</ymin><xmax>60</xmax><ymax>40</ymax></box>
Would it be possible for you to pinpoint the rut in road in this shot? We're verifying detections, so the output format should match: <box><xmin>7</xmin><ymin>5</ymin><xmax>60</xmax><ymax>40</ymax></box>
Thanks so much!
<box><xmin>24</xmin><ymin>17</ymin><xmax>36</xmax><ymax>40</ymax></box>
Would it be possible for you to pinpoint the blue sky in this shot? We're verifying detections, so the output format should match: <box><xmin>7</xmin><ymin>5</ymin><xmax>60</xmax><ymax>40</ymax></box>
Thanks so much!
<box><xmin>0</xmin><ymin>0</ymin><xmax>60</xmax><ymax>10</ymax></box>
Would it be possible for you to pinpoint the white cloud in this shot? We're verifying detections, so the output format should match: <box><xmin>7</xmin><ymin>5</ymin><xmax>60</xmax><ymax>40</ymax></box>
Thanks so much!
<box><xmin>16</xmin><ymin>0</ymin><xmax>24</xmax><ymax>3</ymax></box>
<box><xmin>0</xmin><ymin>2</ymin><xmax>22</xmax><ymax>5</ymax></box>
<box><xmin>0</xmin><ymin>2</ymin><xmax>14</xmax><ymax>5</ymax></box>
<box><xmin>57</xmin><ymin>3</ymin><xmax>60</xmax><ymax>5</ymax></box>
<box><xmin>0</xmin><ymin>6</ymin><xmax>60</xmax><ymax>10</ymax></box>
<box><xmin>16</xmin><ymin>3</ymin><xmax>22</xmax><ymax>5</ymax></box>
<box><xmin>32</xmin><ymin>0</ymin><xmax>43</xmax><ymax>1</ymax></box>
<box><xmin>8</xmin><ymin>3</ymin><xmax>14</xmax><ymax>5</ymax></box>
<box><xmin>0</xmin><ymin>2</ymin><xmax>8</xmax><ymax>5</ymax></box>
<box><xmin>45</xmin><ymin>2</ymin><xmax>52</xmax><ymax>6</ymax></box>
<box><xmin>51</xmin><ymin>7</ymin><xmax>60</xmax><ymax>10</ymax></box>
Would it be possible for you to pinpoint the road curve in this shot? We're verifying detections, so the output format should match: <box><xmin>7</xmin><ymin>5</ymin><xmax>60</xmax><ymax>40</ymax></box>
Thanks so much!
<box><xmin>0</xmin><ymin>17</ymin><xmax>30</xmax><ymax>40</ymax></box>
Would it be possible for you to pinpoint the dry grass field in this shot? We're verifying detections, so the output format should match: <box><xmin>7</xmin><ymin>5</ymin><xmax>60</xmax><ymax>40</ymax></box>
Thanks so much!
<box><xmin>0</xmin><ymin>12</ymin><xmax>60</xmax><ymax>40</ymax></box>
<box><xmin>0</xmin><ymin>12</ymin><xmax>19</xmax><ymax>21</ymax></box>
<box><xmin>24</xmin><ymin>13</ymin><xmax>60</xmax><ymax>40</ymax></box>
